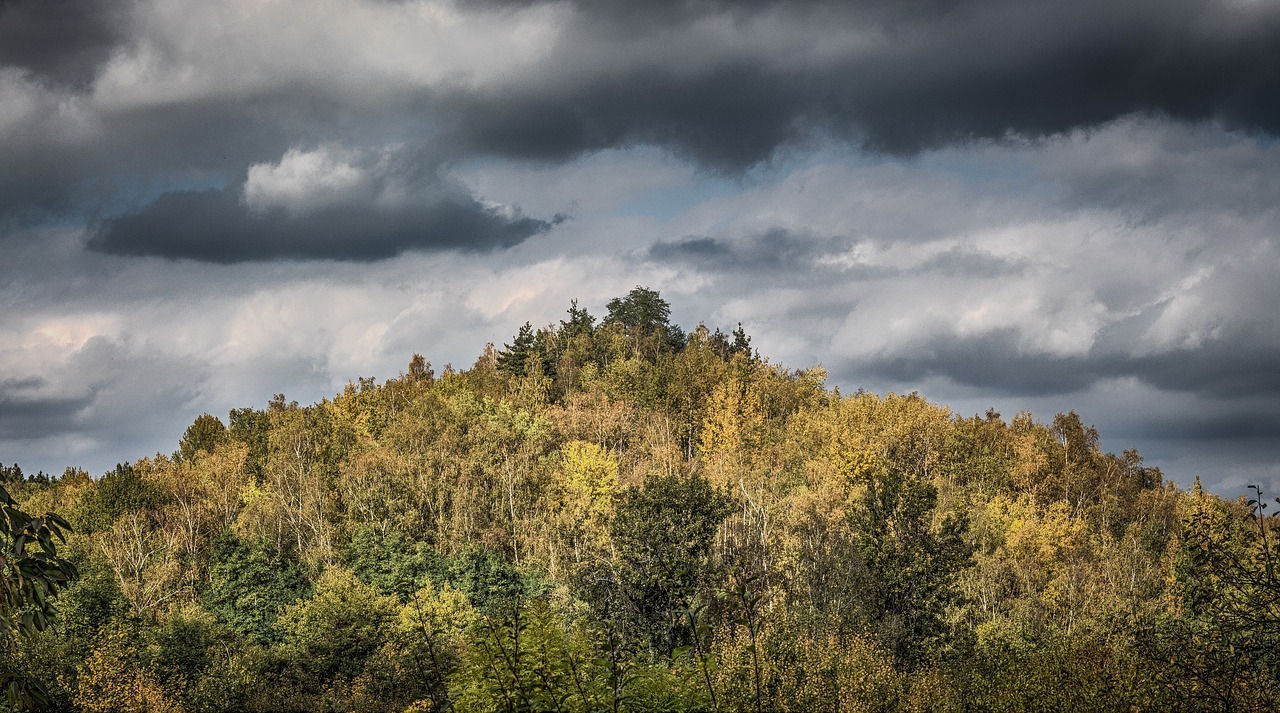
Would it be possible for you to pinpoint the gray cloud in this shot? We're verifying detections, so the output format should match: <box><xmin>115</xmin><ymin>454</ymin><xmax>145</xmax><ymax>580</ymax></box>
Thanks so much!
<box><xmin>0</xmin><ymin>0</ymin><xmax>126</xmax><ymax>86</ymax></box>
<box><xmin>0</xmin><ymin>376</ymin><xmax>95</xmax><ymax>440</ymax></box>
<box><xmin>89</xmin><ymin>186</ymin><xmax>556</xmax><ymax>262</ymax></box>
<box><xmin>650</xmin><ymin>229</ymin><xmax>1024</xmax><ymax>279</ymax></box>
<box><xmin>647</xmin><ymin>229</ymin><xmax>854</xmax><ymax>272</ymax></box>
<box><xmin>438</xmin><ymin>0</ymin><xmax>1280</xmax><ymax>167</ymax></box>
<box><xmin>0</xmin><ymin>334</ymin><xmax>205</xmax><ymax>471</ymax></box>
<box><xmin>912</xmin><ymin>246</ymin><xmax>1029</xmax><ymax>278</ymax></box>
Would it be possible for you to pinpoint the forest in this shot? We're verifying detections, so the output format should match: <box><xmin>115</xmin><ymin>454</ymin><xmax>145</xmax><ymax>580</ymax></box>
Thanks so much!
<box><xmin>1</xmin><ymin>286</ymin><xmax>1277</xmax><ymax>712</ymax></box>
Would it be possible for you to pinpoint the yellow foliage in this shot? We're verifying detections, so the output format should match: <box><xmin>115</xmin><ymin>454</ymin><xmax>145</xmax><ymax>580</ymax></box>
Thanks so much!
<box><xmin>713</xmin><ymin>621</ymin><xmax>903</xmax><ymax>712</ymax></box>
<box><xmin>1009</xmin><ymin>413</ymin><xmax>1051</xmax><ymax>498</ymax></box>
<box><xmin>190</xmin><ymin>441</ymin><xmax>253</xmax><ymax>531</ymax></box>
<box><xmin>789</xmin><ymin>391</ymin><xmax>952</xmax><ymax>489</ymax></box>
<box><xmin>558</xmin><ymin>440</ymin><xmax>619</xmax><ymax>521</ymax></box>
<box><xmin>73</xmin><ymin>628</ymin><xmax>184</xmax><ymax>713</ymax></box>
<box><xmin>333</xmin><ymin>380</ymin><xmax>378</xmax><ymax>444</ymax></box>
<box><xmin>550</xmin><ymin>440</ymin><xmax>619</xmax><ymax>573</ymax></box>
<box><xmin>699</xmin><ymin>376</ymin><xmax>765</xmax><ymax>486</ymax></box>
<box><xmin>398</xmin><ymin>580</ymin><xmax>478</xmax><ymax>650</ymax></box>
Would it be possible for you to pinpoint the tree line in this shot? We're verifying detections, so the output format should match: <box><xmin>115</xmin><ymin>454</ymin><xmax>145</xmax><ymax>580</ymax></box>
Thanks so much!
<box><xmin>1</xmin><ymin>286</ymin><xmax>1277</xmax><ymax>711</ymax></box>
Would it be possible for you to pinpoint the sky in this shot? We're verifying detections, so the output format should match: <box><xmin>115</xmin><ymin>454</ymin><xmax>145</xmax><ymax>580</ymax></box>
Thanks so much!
<box><xmin>2</xmin><ymin>0</ymin><xmax>1278</xmax><ymax>496</ymax></box>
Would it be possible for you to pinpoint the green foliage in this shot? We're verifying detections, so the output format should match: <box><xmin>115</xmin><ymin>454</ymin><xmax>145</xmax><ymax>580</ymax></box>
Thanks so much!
<box><xmin>560</xmin><ymin>299</ymin><xmax>596</xmax><ymax>340</ymax></box>
<box><xmin>852</xmin><ymin>466</ymin><xmax>973</xmax><ymax>667</ymax></box>
<box><xmin>277</xmin><ymin>566</ymin><xmax>399</xmax><ymax>681</ymax></box>
<box><xmin>56</xmin><ymin>555</ymin><xmax>128</xmax><ymax>643</ymax></box>
<box><xmin>961</xmin><ymin>629</ymin><xmax>1167</xmax><ymax>712</ymax></box>
<box><xmin>70</xmin><ymin>463</ymin><xmax>161</xmax><ymax>534</ymax></box>
<box><xmin>347</xmin><ymin>528</ymin><xmax>544</xmax><ymax>617</ymax></box>
<box><xmin>143</xmin><ymin>602</ymin><xmax>225</xmax><ymax>701</ymax></box>
<box><xmin>446</xmin><ymin>547</ymin><xmax>542</xmax><ymax>614</ymax></box>
<box><xmin>452</xmin><ymin>597</ymin><xmax>707</xmax><ymax>713</ymax></box>
<box><xmin>498</xmin><ymin>321</ymin><xmax>555</xmax><ymax>380</ymax></box>
<box><xmin>347</xmin><ymin>526</ymin><xmax>444</xmax><ymax>601</ymax></box>
<box><xmin>180</xmin><ymin>413</ymin><xmax>231</xmax><ymax>462</ymax></box>
<box><xmin>0</xmin><ymin>485</ymin><xmax>77</xmax><ymax>639</ymax></box>
<box><xmin>605</xmin><ymin>285</ymin><xmax>687</xmax><ymax>357</ymax></box>
<box><xmin>0</xmin><ymin>464</ymin><xmax>52</xmax><ymax>486</ymax></box>
<box><xmin>393</xmin><ymin>579</ymin><xmax>478</xmax><ymax>708</ymax></box>
<box><xmin>201</xmin><ymin>530</ymin><xmax>311</xmax><ymax>643</ymax></box>
<box><xmin>0</xmin><ymin>482</ymin><xmax>78</xmax><ymax>710</ymax></box>
<box><xmin>712</xmin><ymin>614</ymin><xmax>904</xmax><ymax>713</ymax></box>
<box><xmin>610</xmin><ymin>472</ymin><xmax>732</xmax><ymax>658</ymax></box>
<box><xmin>1147</xmin><ymin>481</ymin><xmax>1280</xmax><ymax>710</ymax></box>
<box><xmin>229</xmin><ymin>406</ymin><xmax>270</xmax><ymax>480</ymax></box>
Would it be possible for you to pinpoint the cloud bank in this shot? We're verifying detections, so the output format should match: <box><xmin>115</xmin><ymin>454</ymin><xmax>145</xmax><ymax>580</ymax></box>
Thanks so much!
<box><xmin>1</xmin><ymin>0</ymin><xmax>1277</xmax><ymax>495</ymax></box>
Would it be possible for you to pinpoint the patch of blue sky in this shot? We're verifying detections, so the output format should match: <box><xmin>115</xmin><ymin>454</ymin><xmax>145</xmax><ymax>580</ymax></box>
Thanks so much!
<box><xmin>91</xmin><ymin>168</ymin><xmax>241</xmax><ymax>220</ymax></box>
<box><xmin>612</xmin><ymin>173</ymin><xmax>737</xmax><ymax>220</ymax></box>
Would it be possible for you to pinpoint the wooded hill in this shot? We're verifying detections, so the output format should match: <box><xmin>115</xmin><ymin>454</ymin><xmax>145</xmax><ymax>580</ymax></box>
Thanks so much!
<box><xmin>2</xmin><ymin>287</ymin><xmax>1277</xmax><ymax>712</ymax></box>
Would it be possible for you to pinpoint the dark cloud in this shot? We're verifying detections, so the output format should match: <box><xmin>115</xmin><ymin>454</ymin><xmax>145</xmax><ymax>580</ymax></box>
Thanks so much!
<box><xmin>912</xmin><ymin>247</ymin><xmax>1027</xmax><ymax>278</ymax></box>
<box><xmin>439</xmin><ymin>63</ymin><xmax>807</xmax><ymax>172</ymax></box>
<box><xmin>88</xmin><ymin>187</ymin><xmax>557</xmax><ymax>262</ymax></box>
<box><xmin>1129</xmin><ymin>341</ymin><xmax>1280</xmax><ymax>399</ymax></box>
<box><xmin>0</xmin><ymin>392</ymin><xmax>95</xmax><ymax>440</ymax></box>
<box><xmin>6</xmin><ymin>0</ymin><xmax>1275</xmax><ymax>233</ymax></box>
<box><xmin>439</xmin><ymin>0</ymin><xmax>1280</xmax><ymax>168</ymax></box>
<box><xmin>648</xmin><ymin>229</ymin><xmax>843</xmax><ymax>270</ymax></box>
<box><xmin>0</xmin><ymin>100</ymin><xmax>295</xmax><ymax>225</ymax></box>
<box><xmin>2</xmin><ymin>0</ymin><xmax>1278</xmax><ymax>492</ymax></box>
<box><xmin>0</xmin><ymin>0</ymin><xmax>126</xmax><ymax>86</ymax></box>
<box><xmin>1138</xmin><ymin>410</ymin><xmax>1280</xmax><ymax>442</ymax></box>
<box><xmin>0</xmin><ymin>377</ymin><xmax>94</xmax><ymax>440</ymax></box>
<box><xmin>854</xmin><ymin>324</ymin><xmax>1280</xmax><ymax>400</ymax></box>
<box><xmin>858</xmin><ymin>329</ymin><xmax>1100</xmax><ymax>396</ymax></box>
<box><xmin>649</xmin><ymin>236</ymin><xmax>733</xmax><ymax>261</ymax></box>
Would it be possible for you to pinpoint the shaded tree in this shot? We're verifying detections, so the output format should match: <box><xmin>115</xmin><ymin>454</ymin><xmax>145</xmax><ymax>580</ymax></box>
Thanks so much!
<box><xmin>852</xmin><ymin>466</ymin><xmax>973</xmax><ymax>667</ymax></box>
<box><xmin>609</xmin><ymin>472</ymin><xmax>731</xmax><ymax>658</ymax></box>
<box><xmin>179</xmin><ymin>413</ymin><xmax>230</xmax><ymax>462</ymax></box>
<box><xmin>604</xmin><ymin>286</ymin><xmax>686</xmax><ymax>357</ymax></box>
<box><xmin>201</xmin><ymin>530</ymin><xmax>310</xmax><ymax>643</ymax></box>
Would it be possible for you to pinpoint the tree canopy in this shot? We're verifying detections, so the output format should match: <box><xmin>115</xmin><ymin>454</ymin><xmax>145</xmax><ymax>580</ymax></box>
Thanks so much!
<box><xmin>1</xmin><ymin>286</ymin><xmax>1276</xmax><ymax>711</ymax></box>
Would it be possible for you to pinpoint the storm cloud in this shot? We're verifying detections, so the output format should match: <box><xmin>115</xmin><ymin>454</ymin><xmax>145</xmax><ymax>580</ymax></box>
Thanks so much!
<box><xmin>435</xmin><ymin>0</ymin><xmax>1280</xmax><ymax>165</ymax></box>
<box><xmin>90</xmin><ymin>187</ymin><xmax>556</xmax><ymax>262</ymax></box>
<box><xmin>0</xmin><ymin>0</ymin><xmax>125</xmax><ymax>87</ymax></box>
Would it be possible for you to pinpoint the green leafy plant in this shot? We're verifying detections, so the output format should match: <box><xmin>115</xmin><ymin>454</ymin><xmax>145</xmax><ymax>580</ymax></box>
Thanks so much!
<box><xmin>1</xmin><ymin>483</ymin><xmax>78</xmax><ymax>709</ymax></box>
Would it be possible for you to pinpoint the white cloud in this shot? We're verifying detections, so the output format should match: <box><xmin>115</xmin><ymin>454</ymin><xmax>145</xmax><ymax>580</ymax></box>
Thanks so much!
<box><xmin>243</xmin><ymin>146</ymin><xmax>373</xmax><ymax>215</ymax></box>
<box><xmin>90</xmin><ymin>0</ymin><xmax>569</xmax><ymax>110</ymax></box>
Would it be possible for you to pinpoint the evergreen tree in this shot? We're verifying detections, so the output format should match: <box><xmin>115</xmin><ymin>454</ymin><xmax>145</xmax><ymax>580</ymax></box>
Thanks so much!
<box><xmin>559</xmin><ymin>299</ymin><xmax>595</xmax><ymax>340</ymax></box>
